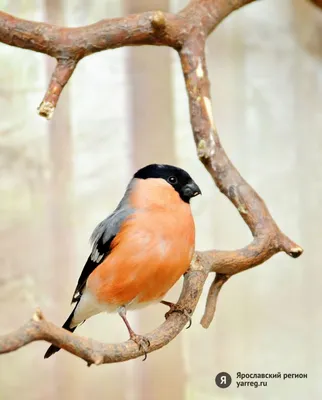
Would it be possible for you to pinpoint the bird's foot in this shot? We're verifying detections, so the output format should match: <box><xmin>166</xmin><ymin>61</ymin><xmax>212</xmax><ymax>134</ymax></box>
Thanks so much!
<box><xmin>118</xmin><ymin>306</ymin><xmax>151</xmax><ymax>361</ymax></box>
<box><xmin>129</xmin><ymin>333</ymin><xmax>150</xmax><ymax>361</ymax></box>
<box><xmin>160</xmin><ymin>300</ymin><xmax>193</xmax><ymax>329</ymax></box>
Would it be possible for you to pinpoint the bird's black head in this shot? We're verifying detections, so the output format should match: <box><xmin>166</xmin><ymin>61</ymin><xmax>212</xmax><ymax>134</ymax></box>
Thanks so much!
<box><xmin>134</xmin><ymin>164</ymin><xmax>201</xmax><ymax>203</ymax></box>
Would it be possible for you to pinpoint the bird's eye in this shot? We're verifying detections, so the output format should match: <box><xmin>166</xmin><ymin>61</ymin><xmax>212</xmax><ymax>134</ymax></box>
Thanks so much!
<box><xmin>168</xmin><ymin>176</ymin><xmax>177</xmax><ymax>184</ymax></box>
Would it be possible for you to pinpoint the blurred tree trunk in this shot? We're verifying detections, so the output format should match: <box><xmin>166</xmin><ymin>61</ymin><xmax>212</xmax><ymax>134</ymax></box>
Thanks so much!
<box><xmin>124</xmin><ymin>0</ymin><xmax>176</xmax><ymax>168</ymax></box>
<box><xmin>123</xmin><ymin>1</ymin><xmax>184</xmax><ymax>400</ymax></box>
<box><xmin>44</xmin><ymin>1</ymin><xmax>74</xmax><ymax>399</ymax></box>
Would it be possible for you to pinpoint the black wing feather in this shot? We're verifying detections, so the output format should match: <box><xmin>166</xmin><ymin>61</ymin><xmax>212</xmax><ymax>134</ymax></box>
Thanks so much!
<box><xmin>44</xmin><ymin>303</ymin><xmax>78</xmax><ymax>358</ymax></box>
<box><xmin>71</xmin><ymin>235</ymin><xmax>115</xmax><ymax>303</ymax></box>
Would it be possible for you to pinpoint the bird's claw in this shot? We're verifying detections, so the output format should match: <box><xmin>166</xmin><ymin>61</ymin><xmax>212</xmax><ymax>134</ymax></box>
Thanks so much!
<box><xmin>163</xmin><ymin>302</ymin><xmax>193</xmax><ymax>329</ymax></box>
<box><xmin>130</xmin><ymin>333</ymin><xmax>150</xmax><ymax>361</ymax></box>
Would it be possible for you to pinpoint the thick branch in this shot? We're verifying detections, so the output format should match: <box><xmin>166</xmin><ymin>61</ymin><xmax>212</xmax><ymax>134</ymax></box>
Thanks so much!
<box><xmin>0</xmin><ymin>259</ymin><xmax>206</xmax><ymax>364</ymax></box>
<box><xmin>179</xmin><ymin>0</ymin><xmax>256</xmax><ymax>35</ymax></box>
<box><xmin>196</xmin><ymin>234</ymin><xmax>302</xmax><ymax>276</ymax></box>
<box><xmin>0</xmin><ymin>11</ymin><xmax>184</xmax><ymax>55</ymax></box>
<box><xmin>178</xmin><ymin>35</ymin><xmax>302</xmax><ymax>321</ymax></box>
<box><xmin>179</xmin><ymin>42</ymin><xmax>302</xmax><ymax>278</ymax></box>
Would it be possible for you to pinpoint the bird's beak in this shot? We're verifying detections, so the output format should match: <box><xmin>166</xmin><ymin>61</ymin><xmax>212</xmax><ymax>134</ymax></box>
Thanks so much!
<box><xmin>183</xmin><ymin>182</ymin><xmax>202</xmax><ymax>198</ymax></box>
<box><xmin>192</xmin><ymin>183</ymin><xmax>202</xmax><ymax>197</ymax></box>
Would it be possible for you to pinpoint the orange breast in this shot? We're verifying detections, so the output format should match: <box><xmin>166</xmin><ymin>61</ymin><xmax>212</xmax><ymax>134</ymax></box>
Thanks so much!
<box><xmin>86</xmin><ymin>199</ymin><xmax>195</xmax><ymax>306</ymax></box>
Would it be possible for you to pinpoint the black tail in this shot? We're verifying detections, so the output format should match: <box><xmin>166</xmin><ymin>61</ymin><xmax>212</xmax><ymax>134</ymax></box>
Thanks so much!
<box><xmin>44</xmin><ymin>306</ymin><xmax>77</xmax><ymax>359</ymax></box>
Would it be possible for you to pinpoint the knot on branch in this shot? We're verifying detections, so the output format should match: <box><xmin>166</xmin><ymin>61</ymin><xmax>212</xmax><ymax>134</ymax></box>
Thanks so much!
<box><xmin>151</xmin><ymin>11</ymin><xmax>166</xmax><ymax>30</ymax></box>
<box><xmin>87</xmin><ymin>354</ymin><xmax>104</xmax><ymax>367</ymax></box>
<box><xmin>32</xmin><ymin>308</ymin><xmax>44</xmax><ymax>322</ymax></box>
<box><xmin>197</xmin><ymin>138</ymin><xmax>216</xmax><ymax>159</ymax></box>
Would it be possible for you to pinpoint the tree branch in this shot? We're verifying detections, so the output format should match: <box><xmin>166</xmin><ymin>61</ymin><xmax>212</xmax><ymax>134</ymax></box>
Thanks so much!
<box><xmin>0</xmin><ymin>1</ymin><xmax>255</xmax><ymax>119</ymax></box>
<box><xmin>0</xmin><ymin>259</ymin><xmax>206</xmax><ymax>365</ymax></box>
<box><xmin>38</xmin><ymin>59</ymin><xmax>77</xmax><ymax>119</ymax></box>
<box><xmin>0</xmin><ymin>0</ymin><xmax>303</xmax><ymax>364</ymax></box>
<box><xmin>200</xmin><ymin>273</ymin><xmax>229</xmax><ymax>328</ymax></box>
<box><xmin>180</xmin><ymin>42</ymin><xmax>302</xmax><ymax>275</ymax></box>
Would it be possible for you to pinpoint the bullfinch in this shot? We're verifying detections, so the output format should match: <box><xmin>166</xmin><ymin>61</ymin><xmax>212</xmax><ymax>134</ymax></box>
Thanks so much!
<box><xmin>44</xmin><ymin>164</ymin><xmax>201</xmax><ymax>359</ymax></box>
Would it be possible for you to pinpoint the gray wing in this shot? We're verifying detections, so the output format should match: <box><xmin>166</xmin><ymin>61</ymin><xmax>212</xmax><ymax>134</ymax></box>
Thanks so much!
<box><xmin>71</xmin><ymin>183</ymin><xmax>134</xmax><ymax>303</ymax></box>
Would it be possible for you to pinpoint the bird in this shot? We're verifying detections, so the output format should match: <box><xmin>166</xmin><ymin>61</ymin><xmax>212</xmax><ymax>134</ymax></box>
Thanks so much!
<box><xmin>44</xmin><ymin>163</ymin><xmax>201</xmax><ymax>359</ymax></box>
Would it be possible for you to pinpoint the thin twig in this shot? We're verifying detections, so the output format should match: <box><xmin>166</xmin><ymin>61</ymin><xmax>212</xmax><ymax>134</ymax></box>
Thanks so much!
<box><xmin>200</xmin><ymin>274</ymin><xmax>229</xmax><ymax>328</ymax></box>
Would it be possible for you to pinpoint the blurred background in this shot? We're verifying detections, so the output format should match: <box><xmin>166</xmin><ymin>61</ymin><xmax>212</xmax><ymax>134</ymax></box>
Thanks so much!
<box><xmin>0</xmin><ymin>0</ymin><xmax>321</xmax><ymax>399</ymax></box>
